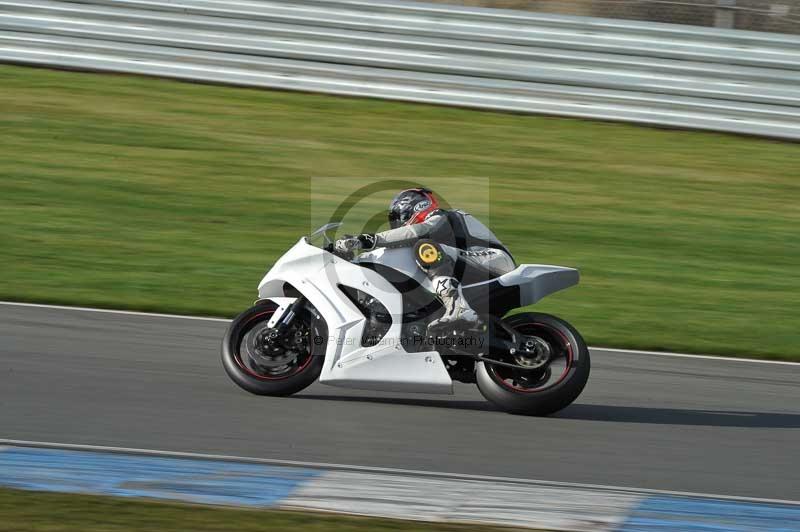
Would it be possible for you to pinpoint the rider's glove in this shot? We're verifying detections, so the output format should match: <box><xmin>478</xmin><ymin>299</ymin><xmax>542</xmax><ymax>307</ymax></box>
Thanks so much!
<box><xmin>357</xmin><ymin>233</ymin><xmax>376</xmax><ymax>250</ymax></box>
<box><xmin>334</xmin><ymin>236</ymin><xmax>362</xmax><ymax>255</ymax></box>
<box><xmin>334</xmin><ymin>234</ymin><xmax>376</xmax><ymax>255</ymax></box>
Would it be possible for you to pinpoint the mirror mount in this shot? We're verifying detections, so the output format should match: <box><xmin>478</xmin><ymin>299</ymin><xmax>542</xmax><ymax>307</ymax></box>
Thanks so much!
<box><xmin>308</xmin><ymin>222</ymin><xmax>343</xmax><ymax>247</ymax></box>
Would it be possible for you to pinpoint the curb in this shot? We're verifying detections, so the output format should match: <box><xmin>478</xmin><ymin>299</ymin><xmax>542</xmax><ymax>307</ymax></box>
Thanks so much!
<box><xmin>1</xmin><ymin>444</ymin><xmax>797</xmax><ymax>531</ymax></box>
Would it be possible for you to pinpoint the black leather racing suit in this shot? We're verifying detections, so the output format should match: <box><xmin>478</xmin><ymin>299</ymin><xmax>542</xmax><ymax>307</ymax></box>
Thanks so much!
<box><xmin>368</xmin><ymin>209</ymin><xmax>516</xmax><ymax>285</ymax></box>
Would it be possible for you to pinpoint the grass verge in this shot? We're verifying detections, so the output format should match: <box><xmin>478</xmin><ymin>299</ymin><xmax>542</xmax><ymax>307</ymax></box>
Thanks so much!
<box><xmin>1</xmin><ymin>64</ymin><xmax>798</xmax><ymax>359</ymax></box>
<box><xmin>0</xmin><ymin>488</ymin><xmax>528</xmax><ymax>532</ymax></box>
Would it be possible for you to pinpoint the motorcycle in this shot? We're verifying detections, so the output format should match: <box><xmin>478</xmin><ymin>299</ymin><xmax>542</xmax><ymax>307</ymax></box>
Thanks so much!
<box><xmin>221</xmin><ymin>222</ymin><xmax>590</xmax><ymax>415</ymax></box>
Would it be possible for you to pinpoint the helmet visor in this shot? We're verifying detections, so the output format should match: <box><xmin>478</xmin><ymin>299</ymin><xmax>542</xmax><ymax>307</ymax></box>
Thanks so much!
<box><xmin>388</xmin><ymin>209</ymin><xmax>405</xmax><ymax>229</ymax></box>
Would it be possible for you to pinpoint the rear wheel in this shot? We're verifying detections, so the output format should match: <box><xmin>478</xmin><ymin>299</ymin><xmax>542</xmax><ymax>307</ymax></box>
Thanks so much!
<box><xmin>476</xmin><ymin>312</ymin><xmax>590</xmax><ymax>416</ymax></box>
<box><xmin>221</xmin><ymin>301</ymin><xmax>325</xmax><ymax>396</ymax></box>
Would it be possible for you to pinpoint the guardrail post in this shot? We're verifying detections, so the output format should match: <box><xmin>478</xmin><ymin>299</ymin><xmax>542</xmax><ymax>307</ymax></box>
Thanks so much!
<box><xmin>714</xmin><ymin>0</ymin><xmax>737</xmax><ymax>28</ymax></box>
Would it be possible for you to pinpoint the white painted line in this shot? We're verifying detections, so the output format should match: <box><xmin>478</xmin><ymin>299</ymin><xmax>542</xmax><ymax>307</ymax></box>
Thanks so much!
<box><xmin>0</xmin><ymin>301</ymin><xmax>230</xmax><ymax>323</ymax></box>
<box><xmin>1</xmin><ymin>300</ymin><xmax>797</xmax><ymax>365</ymax></box>
<box><xmin>1</xmin><ymin>438</ymin><xmax>798</xmax><ymax>506</ymax></box>
<box><xmin>282</xmin><ymin>469</ymin><xmax>639</xmax><ymax>532</ymax></box>
<box><xmin>589</xmin><ymin>346</ymin><xmax>799</xmax><ymax>366</ymax></box>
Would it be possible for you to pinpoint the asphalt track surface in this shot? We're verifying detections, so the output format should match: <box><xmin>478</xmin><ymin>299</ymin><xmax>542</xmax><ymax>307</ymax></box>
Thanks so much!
<box><xmin>1</xmin><ymin>303</ymin><xmax>798</xmax><ymax>500</ymax></box>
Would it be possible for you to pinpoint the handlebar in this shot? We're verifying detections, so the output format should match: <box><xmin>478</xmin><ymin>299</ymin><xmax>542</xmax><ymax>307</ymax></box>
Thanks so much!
<box><xmin>324</xmin><ymin>242</ymin><xmax>354</xmax><ymax>261</ymax></box>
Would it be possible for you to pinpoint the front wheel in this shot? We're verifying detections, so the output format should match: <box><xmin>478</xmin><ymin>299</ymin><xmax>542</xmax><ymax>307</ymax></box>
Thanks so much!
<box><xmin>221</xmin><ymin>300</ymin><xmax>325</xmax><ymax>396</ymax></box>
<box><xmin>476</xmin><ymin>312</ymin><xmax>590</xmax><ymax>416</ymax></box>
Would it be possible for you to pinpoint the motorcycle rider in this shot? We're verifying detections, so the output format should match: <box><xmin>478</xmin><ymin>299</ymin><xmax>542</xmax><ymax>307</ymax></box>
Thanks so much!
<box><xmin>334</xmin><ymin>187</ymin><xmax>515</xmax><ymax>328</ymax></box>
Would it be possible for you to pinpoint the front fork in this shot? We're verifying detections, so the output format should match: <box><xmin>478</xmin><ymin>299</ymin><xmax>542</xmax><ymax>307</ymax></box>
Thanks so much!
<box><xmin>273</xmin><ymin>297</ymin><xmax>305</xmax><ymax>335</ymax></box>
<box><xmin>256</xmin><ymin>297</ymin><xmax>308</xmax><ymax>352</ymax></box>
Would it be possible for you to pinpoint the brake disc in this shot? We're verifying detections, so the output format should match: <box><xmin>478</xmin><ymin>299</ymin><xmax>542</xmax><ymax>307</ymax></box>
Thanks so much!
<box><xmin>513</xmin><ymin>336</ymin><xmax>552</xmax><ymax>370</ymax></box>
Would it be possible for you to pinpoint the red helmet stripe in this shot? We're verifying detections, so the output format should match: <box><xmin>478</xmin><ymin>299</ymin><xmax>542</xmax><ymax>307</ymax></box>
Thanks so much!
<box><xmin>405</xmin><ymin>189</ymin><xmax>439</xmax><ymax>226</ymax></box>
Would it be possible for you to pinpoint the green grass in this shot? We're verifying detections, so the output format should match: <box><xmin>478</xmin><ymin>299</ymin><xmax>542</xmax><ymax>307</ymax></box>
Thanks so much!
<box><xmin>0</xmin><ymin>488</ymin><xmax>527</xmax><ymax>532</ymax></box>
<box><xmin>1</xmin><ymin>64</ymin><xmax>798</xmax><ymax>359</ymax></box>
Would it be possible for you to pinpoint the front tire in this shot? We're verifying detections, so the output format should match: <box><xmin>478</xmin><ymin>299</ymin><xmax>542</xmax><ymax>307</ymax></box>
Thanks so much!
<box><xmin>221</xmin><ymin>301</ymin><xmax>325</xmax><ymax>396</ymax></box>
<box><xmin>476</xmin><ymin>312</ymin><xmax>590</xmax><ymax>416</ymax></box>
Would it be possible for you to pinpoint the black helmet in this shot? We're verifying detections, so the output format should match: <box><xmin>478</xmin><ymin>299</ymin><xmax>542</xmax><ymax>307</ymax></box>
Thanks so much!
<box><xmin>388</xmin><ymin>188</ymin><xmax>439</xmax><ymax>229</ymax></box>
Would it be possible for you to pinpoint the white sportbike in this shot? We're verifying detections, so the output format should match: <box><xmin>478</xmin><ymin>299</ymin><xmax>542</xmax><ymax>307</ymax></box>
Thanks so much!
<box><xmin>222</xmin><ymin>223</ymin><xmax>590</xmax><ymax>415</ymax></box>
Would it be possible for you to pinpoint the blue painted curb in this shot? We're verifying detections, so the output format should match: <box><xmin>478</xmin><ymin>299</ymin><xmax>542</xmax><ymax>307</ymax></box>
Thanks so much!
<box><xmin>0</xmin><ymin>446</ymin><xmax>320</xmax><ymax>506</ymax></box>
<box><xmin>2</xmin><ymin>445</ymin><xmax>799</xmax><ymax>531</ymax></box>
<box><xmin>619</xmin><ymin>495</ymin><xmax>800</xmax><ymax>531</ymax></box>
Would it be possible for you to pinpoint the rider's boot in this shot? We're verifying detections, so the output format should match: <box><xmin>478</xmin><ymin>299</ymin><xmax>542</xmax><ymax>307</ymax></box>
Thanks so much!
<box><xmin>428</xmin><ymin>276</ymin><xmax>479</xmax><ymax>329</ymax></box>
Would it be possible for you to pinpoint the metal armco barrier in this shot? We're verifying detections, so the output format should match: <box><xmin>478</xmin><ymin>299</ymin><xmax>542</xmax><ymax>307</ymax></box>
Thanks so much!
<box><xmin>1</xmin><ymin>0</ymin><xmax>799</xmax><ymax>139</ymax></box>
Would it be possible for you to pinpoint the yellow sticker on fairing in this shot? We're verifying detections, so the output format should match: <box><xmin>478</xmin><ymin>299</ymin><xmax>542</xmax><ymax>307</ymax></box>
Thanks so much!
<box><xmin>418</xmin><ymin>243</ymin><xmax>439</xmax><ymax>264</ymax></box>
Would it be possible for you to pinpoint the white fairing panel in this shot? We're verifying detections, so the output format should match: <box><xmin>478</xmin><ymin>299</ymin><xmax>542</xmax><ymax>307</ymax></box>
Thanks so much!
<box><xmin>257</xmin><ymin>238</ymin><xmax>453</xmax><ymax>394</ymax></box>
<box><xmin>496</xmin><ymin>264</ymin><xmax>580</xmax><ymax>306</ymax></box>
<box><xmin>355</xmin><ymin>247</ymin><xmax>433</xmax><ymax>291</ymax></box>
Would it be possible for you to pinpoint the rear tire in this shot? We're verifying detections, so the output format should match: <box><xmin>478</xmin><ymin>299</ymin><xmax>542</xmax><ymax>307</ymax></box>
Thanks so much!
<box><xmin>221</xmin><ymin>301</ymin><xmax>325</xmax><ymax>396</ymax></box>
<box><xmin>476</xmin><ymin>312</ymin><xmax>590</xmax><ymax>416</ymax></box>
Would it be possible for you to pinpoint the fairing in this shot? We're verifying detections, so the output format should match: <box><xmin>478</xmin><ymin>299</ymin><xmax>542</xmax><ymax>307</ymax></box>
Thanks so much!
<box><xmin>258</xmin><ymin>238</ymin><xmax>453</xmax><ymax>394</ymax></box>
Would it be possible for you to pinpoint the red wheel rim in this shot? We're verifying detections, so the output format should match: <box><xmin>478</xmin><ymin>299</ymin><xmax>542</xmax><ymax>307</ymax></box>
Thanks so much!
<box><xmin>234</xmin><ymin>310</ymin><xmax>314</xmax><ymax>381</ymax></box>
<box><xmin>488</xmin><ymin>322</ymin><xmax>574</xmax><ymax>393</ymax></box>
